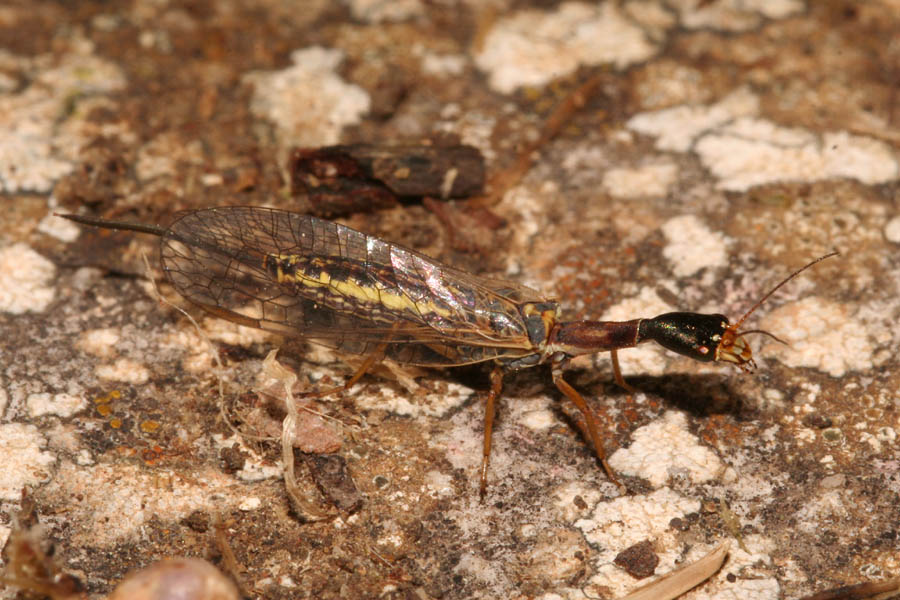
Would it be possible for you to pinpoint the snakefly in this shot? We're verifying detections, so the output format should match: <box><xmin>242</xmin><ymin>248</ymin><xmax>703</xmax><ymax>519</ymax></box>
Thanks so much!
<box><xmin>58</xmin><ymin>207</ymin><xmax>836</xmax><ymax>496</ymax></box>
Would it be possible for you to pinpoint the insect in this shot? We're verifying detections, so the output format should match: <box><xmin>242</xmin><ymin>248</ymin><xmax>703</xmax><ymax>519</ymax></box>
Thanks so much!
<box><xmin>59</xmin><ymin>206</ymin><xmax>836</xmax><ymax>496</ymax></box>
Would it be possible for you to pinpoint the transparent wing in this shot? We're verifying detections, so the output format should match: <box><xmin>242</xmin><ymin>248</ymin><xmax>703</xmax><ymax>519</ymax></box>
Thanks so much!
<box><xmin>160</xmin><ymin>206</ymin><xmax>543</xmax><ymax>366</ymax></box>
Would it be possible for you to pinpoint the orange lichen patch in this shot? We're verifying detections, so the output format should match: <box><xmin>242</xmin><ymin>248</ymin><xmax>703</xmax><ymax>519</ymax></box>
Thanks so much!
<box><xmin>141</xmin><ymin>446</ymin><xmax>166</xmax><ymax>464</ymax></box>
<box><xmin>140</xmin><ymin>420</ymin><xmax>161</xmax><ymax>433</ymax></box>
<box><xmin>95</xmin><ymin>390</ymin><xmax>120</xmax><ymax>419</ymax></box>
<box><xmin>615</xmin><ymin>418</ymin><xmax>633</xmax><ymax>434</ymax></box>
<box><xmin>700</xmin><ymin>417</ymin><xmax>742</xmax><ymax>448</ymax></box>
<box><xmin>109</xmin><ymin>418</ymin><xmax>122</xmax><ymax>429</ymax></box>
<box><xmin>700</xmin><ymin>428</ymin><xmax>719</xmax><ymax>447</ymax></box>
<box><xmin>622</xmin><ymin>406</ymin><xmax>641</xmax><ymax>425</ymax></box>
<box><xmin>115</xmin><ymin>446</ymin><xmax>140</xmax><ymax>459</ymax></box>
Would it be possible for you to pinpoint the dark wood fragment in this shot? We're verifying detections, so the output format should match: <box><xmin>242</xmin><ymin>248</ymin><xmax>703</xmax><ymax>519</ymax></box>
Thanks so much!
<box><xmin>290</xmin><ymin>144</ymin><xmax>485</xmax><ymax>216</ymax></box>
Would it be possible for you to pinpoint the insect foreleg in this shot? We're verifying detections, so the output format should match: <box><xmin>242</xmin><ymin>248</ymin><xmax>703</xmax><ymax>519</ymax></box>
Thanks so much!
<box><xmin>552</xmin><ymin>360</ymin><xmax>623</xmax><ymax>491</ymax></box>
<box><xmin>609</xmin><ymin>349</ymin><xmax>637</xmax><ymax>395</ymax></box>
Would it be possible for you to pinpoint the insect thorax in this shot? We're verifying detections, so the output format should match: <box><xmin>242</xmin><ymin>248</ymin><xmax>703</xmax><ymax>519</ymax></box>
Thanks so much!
<box><xmin>491</xmin><ymin>301</ymin><xmax>558</xmax><ymax>369</ymax></box>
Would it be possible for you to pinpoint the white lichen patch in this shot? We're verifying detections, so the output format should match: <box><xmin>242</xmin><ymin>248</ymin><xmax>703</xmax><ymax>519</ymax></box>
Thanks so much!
<box><xmin>725</xmin><ymin>471</ymin><xmax>775</xmax><ymax>501</ymax></box>
<box><xmin>885</xmin><ymin>215</ymin><xmax>900</xmax><ymax>244</ymax></box>
<box><xmin>792</xmin><ymin>488</ymin><xmax>849</xmax><ymax>535</ymax></box>
<box><xmin>44</xmin><ymin>460</ymin><xmax>245</xmax><ymax>546</ymax></box>
<box><xmin>96</xmin><ymin>358</ymin><xmax>151</xmax><ymax>385</ymax></box>
<box><xmin>759</xmin><ymin>297</ymin><xmax>873</xmax><ymax>377</ymax></box>
<box><xmin>424</xmin><ymin>469</ymin><xmax>454</xmax><ymax>497</ymax></box>
<box><xmin>437</xmin><ymin>410</ymin><xmax>488</xmax><ymax>473</ymax></box>
<box><xmin>524</xmin><ymin>528</ymin><xmax>589</xmax><ymax>585</ymax></box>
<box><xmin>690</xmin><ymin>538</ymin><xmax>781</xmax><ymax>600</ymax></box>
<box><xmin>576</xmin><ymin>487</ymin><xmax>700</xmax><ymax>547</ymax></box>
<box><xmin>434</xmin><ymin>106</ymin><xmax>498</xmax><ymax>163</ymax></box>
<box><xmin>0</xmin><ymin>49</ymin><xmax>126</xmax><ymax>193</ymax></box>
<box><xmin>26</xmin><ymin>393</ymin><xmax>87</xmax><ymax>419</ymax></box>
<box><xmin>0</xmin><ymin>243</ymin><xmax>56</xmax><ymax>314</ymax></box>
<box><xmin>628</xmin><ymin>88</ymin><xmax>898</xmax><ymax>191</ymax></box>
<box><xmin>454</xmin><ymin>552</ymin><xmax>509</xmax><ymax>589</ymax></box>
<box><xmin>199</xmin><ymin>316</ymin><xmax>272</xmax><ymax>347</ymax></box>
<box><xmin>661</xmin><ymin>214</ymin><xmax>729</xmax><ymax>277</ymax></box>
<box><xmin>552</xmin><ymin>480</ymin><xmax>603</xmax><ymax>522</ymax></box>
<box><xmin>624</xmin><ymin>0</ymin><xmax>678</xmax><ymax>32</ymax></box>
<box><xmin>346</xmin><ymin>0</ymin><xmax>424</xmax><ymax>23</ymax></box>
<box><xmin>695</xmin><ymin>119</ymin><xmax>899</xmax><ymax>192</ymax></box>
<box><xmin>560</xmin><ymin>144</ymin><xmax>608</xmax><ymax>175</ymax></box>
<box><xmin>0</xmin><ymin>423</ymin><xmax>57</xmax><ymax>500</ymax></box>
<box><xmin>496</xmin><ymin>184</ymin><xmax>556</xmax><ymax>280</ymax></box>
<box><xmin>602</xmin><ymin>162</ymin><xmax>678</xmax><ymax>199</ymax></box>
<box><xmin>135</xmin><ymin>132</ymin><xmax>205</xmax><ymax>182</ymax></box>
<box><xmin>610</xmin><ymin>411</ymin><xmax>724</xmax><ymax>486</ymax></box>
<box><xmin>575</xmin><ymin>487</ymin><xmax>701</xmax><ymax>595</ymax></box>
<box><xmin>355</xmin><ymin>380</ymin><xmax>473</xmax><ymax>418</ymax></box>
<box><xmin>238</xmin><ymin>496</ymin><xmax>262</xmax><ymax>511</ymax></box>
<box><xmin>420</xmin><ymin>52</ymin><xmax>466</xmax><ymax>77</ymax></box>
<box><xmin>155</xmin><ymin>312</ymin><xmax>267</xmax><ymax>376</ymax></box>
<box><xmin>699</xmin><ymin>579</ymin><xmax>781</xmax><ymax>600</ymax></box>
<box><xmin>497</xmin><ymin>393</ymin><xmax>556</xmax><ymax>434</ymax></box>
<box><xmin>157</xmin><ymin>328</ymin><xmax>213</xmax><ymax>374</ymax></box>
<box><xmin>519</xmin><ymin>406</ymin><xmax>557</xmax><ymax>431</ymax></box>
<box><xmin>474</xmin><ymin>2</ymin><xmax>658</xmax><ymax>94</ymax></box>
<box><xmin>627</xmin><ymin>87</ymin><xmax>760</xmax><ymax>153</ymax></box>
<box><xmin>243</xmin><ymin>46</ymin><xmax>370</xmax><ymax>149</ymax></box>
<box><xmin>677</xmin><ymin>0</ymin><xmax>804</xmax><ymax>32</ymax></box>
<box><xmin>38</xmin><ymin>211</ymin><xmax>82</xmax><ymax>243</ymax></box>
<box><xmin>76</xmin><ymin>328</ymin><xmax>122</xmax><ymax>359</ymax></box>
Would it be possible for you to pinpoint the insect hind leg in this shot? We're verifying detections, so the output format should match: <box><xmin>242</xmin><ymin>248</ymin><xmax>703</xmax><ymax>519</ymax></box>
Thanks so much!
<box><xmin>479</xmin><ymin>365</ymin><xmax>504</xmax><ymax>500</ymax></box>
<box><xmin>301</xmin><ymin>348</ymin><xmax>384</xmax><ymax>399</ymax></box>
<box><xmin>302</xmin><ymin>325</ymin><xmax>408</xmax><ymax>399</ymax></box>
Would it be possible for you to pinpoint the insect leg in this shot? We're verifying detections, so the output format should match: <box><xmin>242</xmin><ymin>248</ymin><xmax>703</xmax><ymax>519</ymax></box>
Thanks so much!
<box><xmin>302</xmin><ymin>349</ymin><xmax>384</xmax><ymax>399</ymax></box>
<box><xmin>479</xmin><ymin>365</ymin><xmax>504</xmax><ymax>499</ymax></box>
<box><xmin>551</xmin><ymin>360</ymin><xmax>623</xmax><ymax>490</ymax></box>
<box><xmin>303</xmin><ymin>322</ymin><xmax>414</xmax><ymax>399</ymax></box>
<box><xmin>610</xmin><ymin>349</ymin><xmax>637</xmax><ymax>395</ymax></box>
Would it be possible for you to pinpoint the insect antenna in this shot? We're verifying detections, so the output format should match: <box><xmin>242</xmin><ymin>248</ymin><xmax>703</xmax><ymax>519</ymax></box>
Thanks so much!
<box><xmin>734</xmin><ymin>329</ymin><xmax>788</xmax><ymax>345</ymax></box>
<box><xmin>730</xmin><ymin>250</ymin><xmax>840</xmax><ymax>334</ymax></box>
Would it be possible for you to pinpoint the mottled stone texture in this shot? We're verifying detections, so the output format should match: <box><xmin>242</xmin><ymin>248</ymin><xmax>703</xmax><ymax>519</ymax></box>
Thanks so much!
<box><xmin>2</xmin><ymin>2</ymin><xmax>898</xmax><ymax>599</ymax></box>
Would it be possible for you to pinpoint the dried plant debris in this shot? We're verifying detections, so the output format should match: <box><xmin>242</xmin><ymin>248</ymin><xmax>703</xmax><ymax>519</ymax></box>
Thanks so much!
<box><xmin>290</xmin><ymin>144</ymin><xmax>485</xmax><ymax>216</ymax></box>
